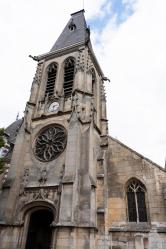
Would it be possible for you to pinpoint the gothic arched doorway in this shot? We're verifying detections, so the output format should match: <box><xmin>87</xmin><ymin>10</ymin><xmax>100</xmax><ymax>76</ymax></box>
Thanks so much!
<box><xmin>25</xmin><ymin>209</ymin><xmax>54</xmax><ymax>249</ymax></box>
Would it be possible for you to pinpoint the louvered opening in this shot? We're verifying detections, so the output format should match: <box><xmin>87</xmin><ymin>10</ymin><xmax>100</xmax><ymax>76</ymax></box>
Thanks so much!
<box><xmin>45</xmin><ymin>63</ymin><xmax>57</xmax><ymax>98</ymax></box>
<box><xmin>64</xmin><ymin>58</ymin><xmax>75</xmax><ymax>98</ymax></box>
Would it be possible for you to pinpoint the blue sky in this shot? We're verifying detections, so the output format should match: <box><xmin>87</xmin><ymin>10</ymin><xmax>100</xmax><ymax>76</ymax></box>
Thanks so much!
<box><xmin>88</xmin><ymin>0</ymin><xmax>137</xmax><ymax>31</ymax></box>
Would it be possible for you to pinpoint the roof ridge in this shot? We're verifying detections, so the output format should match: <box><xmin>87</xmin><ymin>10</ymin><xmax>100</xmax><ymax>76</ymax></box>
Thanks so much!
<box><xmin>71</xmin><ymin>9</ymin><xmax>85</xmax><ymax>16</ymax></box>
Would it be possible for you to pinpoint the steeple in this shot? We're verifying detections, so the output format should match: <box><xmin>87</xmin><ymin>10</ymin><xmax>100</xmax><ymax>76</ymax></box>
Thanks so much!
<box><xmin>50</xmin><ymin>10</ymin><xmax>89</xmax><ymax>53</ymax></box>
<box><xmin>0</xmin><ymin>10</ymin><xmax>108</xmax><ymax>249</ymax></box>
<box><xmin>1</xmin><ymin>9</ymin><xmax>166</xmax><ymax>249</ymax></box>
<box><xmin>36</xmin><ymin>9</ymin><xmax>104</xmax><ymax>77</ymax></box>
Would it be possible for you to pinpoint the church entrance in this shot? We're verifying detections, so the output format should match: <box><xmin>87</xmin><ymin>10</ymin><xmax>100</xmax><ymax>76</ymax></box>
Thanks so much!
<box><xmin>25</xmin><ymin>209</ymin><xmax>53</xmax><ymax>249</ymax></box>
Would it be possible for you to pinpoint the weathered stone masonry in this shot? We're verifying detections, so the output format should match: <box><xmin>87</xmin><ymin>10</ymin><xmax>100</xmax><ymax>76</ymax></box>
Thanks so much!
<box><xmin>0</xmin><ymin>9</ymin><xmax>166</xmax><ymax>249</ymax></box>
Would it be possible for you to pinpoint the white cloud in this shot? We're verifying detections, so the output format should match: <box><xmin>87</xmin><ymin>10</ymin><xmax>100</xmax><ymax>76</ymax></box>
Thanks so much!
<box><xmin>122</xmin><ymin>0</ymin><xmax>138</xmax><ymax>7</ymax></box>
<box><xmin>85</xmin><ymin>0</ymin><xmax>109</xmax><ymax>19</ymax></box>
<box><xmin>0</xmin><ymin>0</ymin><xmax>166</xmax><ymax>166</ymax></box>
<box><xmin>93</xmin><ymin>0</ymin><xmax>166</xmax><ymax>166</ymax></box>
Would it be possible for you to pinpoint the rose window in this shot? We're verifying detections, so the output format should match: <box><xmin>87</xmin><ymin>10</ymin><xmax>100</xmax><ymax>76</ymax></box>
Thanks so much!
<box><xmin>34</xmin><ymin>125</ymin><xmax>67</xmax><ymax>162</ymax></box>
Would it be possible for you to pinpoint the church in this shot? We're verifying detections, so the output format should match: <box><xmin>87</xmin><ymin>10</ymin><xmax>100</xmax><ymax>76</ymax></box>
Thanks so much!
<box><xmin>0</xmin><ymin>9</ymin><xmax>166</xmax><ymax>249</ymax></box>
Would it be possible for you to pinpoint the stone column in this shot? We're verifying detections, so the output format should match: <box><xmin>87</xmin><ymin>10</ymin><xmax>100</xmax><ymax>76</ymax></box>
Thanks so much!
<box><xmin>74</xmin><ymin>69</ymin><xmax>85</xmax><ymax>91</ymax></box>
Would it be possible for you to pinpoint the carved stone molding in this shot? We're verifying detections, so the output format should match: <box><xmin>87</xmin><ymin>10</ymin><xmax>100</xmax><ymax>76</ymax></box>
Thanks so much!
<box><xmin>76</xmin><ymin>50</ymin><xmax>85</xmax><ymax>72</ymax></box>
<box><xmin>24</xmin><ymin>104</ymin><xmax>33</xmax><ymax>134</ymax></box>
<box><xmin>19</xmin><ymin>168</ymin><xmax>30</xmax><ymax>195</ymax></box>
<box><xmin>29</xmin><ymin>62</ymin><xmax>44</xmax><ymax>106</ymax></box>
<box><xmin>100</xmin><ymin>81</ymin><xmax>106</xmax><ymax>101</ymax></box>
<box><xmin>25</xmin><ymin>60</ymin><xmax>46</xmax><ymax>131</ymax></box>
<box><xmin>71</xmin><ymin>92</ymin><xmax>95</xmax><ymax>124</ymax></box>
<box><xmin>86</xmin><ymin>53</ymin><xmax>94</xmax><ymax>74</ymax></box>
<box><xmin>38</xmin><ymin>167</ymin><xmax>47</xmax><ymax>184</ymax></box>
<box><xmin>76</xmin><ymin>50</ymin><xmax>94</xmax><ymax>74</ymax></box>
<box><xmin>19</xmin><ymin>187</ymin><xmax>59</xmax><ymax>207</ymax></box>
<box><xmin>32</xmin><ymin>62</ymin><xmax>43</xmax><ymax>86</ymax></box>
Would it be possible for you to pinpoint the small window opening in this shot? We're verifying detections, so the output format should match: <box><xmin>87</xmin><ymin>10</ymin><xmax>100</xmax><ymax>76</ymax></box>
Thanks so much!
<box><xmin>127</xmin><ymin>178</ymin><xmax>147</xmax><ymax>222</ymax></box>
<box><xmin>91</xmin><ymin>69</ymin><xmax>97</xmax><ymax>111</ymax></box>
<box><xmin>92</xmin><ymin>69</ymin><xmax>96</xmax><ymax>94</ymax></box>
<box><xmin>63</xmin><ymin>58</ymin><xmax>75</xmax><ymax>98</ymax></box>
<box><xmin>68</xmin><ymin>19</ymin><xmax>76</xmax><ymax>31</ymax></box>
<box><xmin>45</xmin><ymin>63</ymin><xmax>57</xmax><ymax>98</ymax></box>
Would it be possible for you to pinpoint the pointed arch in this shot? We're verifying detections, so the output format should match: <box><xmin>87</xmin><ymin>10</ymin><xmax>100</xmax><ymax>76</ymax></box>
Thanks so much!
<box><xmin>25</xmin><ymin>208</ymin><xmax>54</xmax><ymax>249</ymax></box>
<box><xmin>126</xmin><ymin>178</ymin><xmax>147</xmax><ymax>222</ymax></box>
<box><xmin>63</xmin><ymin>57</ymin><xmax>75</xmax><ymax>98</ymax></box>
<box><xmin>20</xmin><ymin>200</ymin><xmax>57</xmax><ymax>223</ymax></box>
<box><xmin>45</xmin><ymin>63</ymin><xmax>57</xmax><ymax>98</ymax></box>
<box><xmin>19</xmin><ymin>201</ymin><xmax>57</xmax><ymax>249</ymax></box>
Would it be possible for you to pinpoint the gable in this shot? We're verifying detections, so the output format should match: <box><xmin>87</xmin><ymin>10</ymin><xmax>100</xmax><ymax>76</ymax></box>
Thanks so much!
<box><xmin>106</xmin><ymin>136</ymin><xmax>166</xmax><ymax>224</ymax></box>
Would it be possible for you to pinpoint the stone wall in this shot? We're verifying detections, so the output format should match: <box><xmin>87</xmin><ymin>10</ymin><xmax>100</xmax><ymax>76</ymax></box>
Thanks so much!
<box><xmin>105</xmin><ymin>137</ymin><xmax>166</xmax><ymax>249</ymax></box>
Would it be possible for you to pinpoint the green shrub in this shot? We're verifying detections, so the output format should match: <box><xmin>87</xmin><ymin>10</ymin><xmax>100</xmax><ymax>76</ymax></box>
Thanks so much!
<box><xmin>0</xmin><ymin>128</ymin><xmax>5</xmax><ymax>148</ymax></box>
<box><xmin>0</xmin><ymin>128</ymin><xmax>4</xmax><ymax>136</ymax></box>
<box><xmin>0</xmin><ymin>128</ymin><xmax>5</xmax><ymax>173</ymax></box>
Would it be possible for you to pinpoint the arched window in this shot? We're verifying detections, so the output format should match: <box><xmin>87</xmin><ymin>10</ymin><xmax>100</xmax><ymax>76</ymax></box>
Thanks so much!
<box><xmin>63</xmin><ymin>58</ymin><xmax>75</xmax><ymax>98</ymax></box>
<box><xmin>127</xmin><ymin>178</ymin><xmax>147</xmax><ymax>222</ymax></box>
<box><xmin>45</xmin><ymin>63</ymin><xmax>57</xmax><ymax>98</ymax></box>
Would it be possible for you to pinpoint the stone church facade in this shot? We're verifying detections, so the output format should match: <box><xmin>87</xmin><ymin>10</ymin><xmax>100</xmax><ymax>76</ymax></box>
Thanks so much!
<box><xmin>0</xmin><ymin>10</ymin><xmax>166</xmax><ymax>249</ymax></box>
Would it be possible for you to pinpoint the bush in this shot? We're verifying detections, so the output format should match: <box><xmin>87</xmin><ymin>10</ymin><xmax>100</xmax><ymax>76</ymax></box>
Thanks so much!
<box><xmin>0</xmin><ymin>128</ymin><xmax>5</xmax><ymax>173</ymax></box>
<box><xmin>0</xmin><ymin>128</ymin><xmax>5</xmax><ymax>148</ymax></box>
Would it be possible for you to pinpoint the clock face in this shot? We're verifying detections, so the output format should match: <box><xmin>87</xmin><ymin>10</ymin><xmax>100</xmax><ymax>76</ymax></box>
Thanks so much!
<box><xmin>48</xmin><ymin>102</ymin><xmax>59</xmax><ymax>113</ymax></box>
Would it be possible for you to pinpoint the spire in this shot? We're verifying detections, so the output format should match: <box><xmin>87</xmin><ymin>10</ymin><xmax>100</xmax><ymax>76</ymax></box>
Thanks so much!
<box><xmin>37</xmin><ymin>10</ymin><xmax>104</xmax><ymax>77</ymax></box>
<box><xmin>50</xmin><ymin>10</ymin><xmax>90</xmax><ymax>53</ymax></box>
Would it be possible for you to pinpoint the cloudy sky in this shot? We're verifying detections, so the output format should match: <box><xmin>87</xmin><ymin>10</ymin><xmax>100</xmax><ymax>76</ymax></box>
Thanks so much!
<box><xmin>0</xmin><ymin>0</ymin><xmax>166</xmax><ymax>166</ymax></box>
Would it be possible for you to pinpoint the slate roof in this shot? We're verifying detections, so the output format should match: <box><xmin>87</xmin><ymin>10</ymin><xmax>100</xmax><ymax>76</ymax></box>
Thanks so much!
<box><xmin>4</xmin><ymin>119</ymin><xmax>23</xmax><ymax>145</ymax></box>
<box><xmin>50</xmin><ymin>9</ymin><xmax>89</xmax><ymax>52</ymax></box>
<box><xmin>37</xmin><ymin>10</ymin><xmax>104</xmax><ymax>77</ymax></box>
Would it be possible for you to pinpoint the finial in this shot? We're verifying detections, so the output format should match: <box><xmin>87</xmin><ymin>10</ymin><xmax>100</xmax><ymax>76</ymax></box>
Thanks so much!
<box><xmin>16</xmin><ymin>113</ymin><xmax>19</xmax><ymax>121</ymax></box>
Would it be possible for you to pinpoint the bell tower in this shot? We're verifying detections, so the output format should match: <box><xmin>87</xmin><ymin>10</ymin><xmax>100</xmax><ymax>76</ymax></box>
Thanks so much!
<box><xmin>0</xmin><ymin>10</ymin><xmax>108</xmax><ymax>249</ymax></box>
